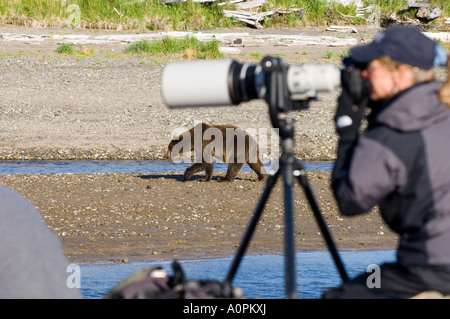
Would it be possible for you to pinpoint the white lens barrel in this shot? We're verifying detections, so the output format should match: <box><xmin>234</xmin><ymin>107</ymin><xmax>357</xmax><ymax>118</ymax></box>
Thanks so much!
<box><xmin>161</xmin><ymin>59</ymin><xmax>341</xmax><ymax>108</ymax></box>
<box><xmin>287</xmin><ymin>64</ymin><xmax>341</xmax><ymax>97</ymax></box>
<box><xmin>161</xmin><ymin>59</ymin><xmax>234</xmax><ymax>108</ymax></box>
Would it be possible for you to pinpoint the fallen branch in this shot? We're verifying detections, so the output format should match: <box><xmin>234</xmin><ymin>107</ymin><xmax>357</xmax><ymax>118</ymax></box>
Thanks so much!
<box><xmin>416</xmin><ymin>6</ymin><xmax>442</xmax><ymax>21</ymax></box>
<box><xmin>407</xmin><ymin>1</ymin><xmax>431</xmax><ymax>8</ymax></box>
<box><xmin>113</xmin><ymin>7</ymin><xmax>124</xmax><ymax>17</ymax></box>
<box><xmin>326</xmin><ymin>25</ymin><xmax>358</xmax><ymax>33</ymax></box>
<box><xmin>223</xmin><ymin>10</ymin><xmax>275</xmax><ymax>29</ymax></box>
<box><xmin>224</xmin><ymin>4</ymin><xmax>305</xmax><ymax>29</ymax></box>
<box><xmin>337</xmin><ymin>4</ymin><xmax>380</xmax><ymax>27</ymax></box>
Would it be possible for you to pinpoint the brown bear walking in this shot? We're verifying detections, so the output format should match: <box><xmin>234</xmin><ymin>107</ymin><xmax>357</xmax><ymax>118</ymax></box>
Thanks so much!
<box><xmin>164</xmin><ymin>123</ymin><xmax>267</xmax><ymax>182</ymax></box>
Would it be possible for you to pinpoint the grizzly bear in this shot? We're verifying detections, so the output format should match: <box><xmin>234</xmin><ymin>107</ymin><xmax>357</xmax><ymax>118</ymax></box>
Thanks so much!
<box><xmin>164</xmin><ymin>123</ymin><xmax>267</xmax><ymax>182</ymax></box>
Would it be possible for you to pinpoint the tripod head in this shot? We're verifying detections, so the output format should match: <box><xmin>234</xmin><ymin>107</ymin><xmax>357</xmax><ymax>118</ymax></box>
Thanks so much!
<box><xmin>261</xmin><ymin>56</ymin><xmax>316</xmax><ymax>147</ymax></box>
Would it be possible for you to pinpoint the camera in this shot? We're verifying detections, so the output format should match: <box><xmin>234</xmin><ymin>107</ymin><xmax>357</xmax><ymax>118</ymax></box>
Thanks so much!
<box><xmin>340</xmin><ymin>57</ymin><xmax>369</xmax><ymax>104</ymax></box>
<box><xmin>161</xmin><ymin>56</ymin><xmax>341</xmax><ymax>108</ymax></box>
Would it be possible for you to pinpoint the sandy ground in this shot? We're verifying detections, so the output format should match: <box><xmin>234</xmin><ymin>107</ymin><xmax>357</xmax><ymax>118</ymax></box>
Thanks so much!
<box><xmin>0</xmin><ymin>25</ymin><xmax>399</xmax><ymax>265</ymax></box>
<box><xmin>0</xmin><ymin>171</ymin><xmax>397</xmax><ymax>265</ymax></box>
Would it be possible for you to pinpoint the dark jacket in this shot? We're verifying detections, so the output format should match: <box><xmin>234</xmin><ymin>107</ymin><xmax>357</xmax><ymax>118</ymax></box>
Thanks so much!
<box><xmin>333</xmin><ymin>81</ymin><xmax>450</xmax><ymax>265</ymax></box>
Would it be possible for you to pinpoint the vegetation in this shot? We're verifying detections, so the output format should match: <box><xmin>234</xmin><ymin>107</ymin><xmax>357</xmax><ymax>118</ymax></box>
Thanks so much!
<box><xmin>0</xmin><ymin>0</ymin><xmax>233</xmax><ymax>30</ymax></box>
<box><xmin>3</xmin><ymin>0</ymin><xmax>449</xmax><ymax>59</ymax></box>
<box><xmin>0</xmin><ymin>0</ymin><xmax>448</xmax><ymax>31</ymax></box>
<box><xmin>56</xmin><ymin>42</ymin><xmax>97</xmax><ymax>57</ymax></box>
<box><xmin>56</xmin><ymin>42</ymin><xmax>74</xmax><ymax>54</ymax></box>
<box><xmin>125</xmin><ymin>36</ymin><xmax>224</xmax><ymax>59</ymax></box>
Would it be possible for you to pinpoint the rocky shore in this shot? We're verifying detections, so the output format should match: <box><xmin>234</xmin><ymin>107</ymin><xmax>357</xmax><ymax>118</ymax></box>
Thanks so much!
<box><xmin>0</xmin><ymin>25</ymin><xmax>380</xmax><ymax>162</ymax></box>
<box><xmin>0</xmin><ymin>171</ymin><xmax>398</xmax><ymax>265</ymax></box>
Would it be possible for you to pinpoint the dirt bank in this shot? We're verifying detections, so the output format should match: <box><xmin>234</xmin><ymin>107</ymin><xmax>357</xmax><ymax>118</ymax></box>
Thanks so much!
<box><xmin>0</xmin><ymin>171</ymin><xmax>398</xmax><ymax>265</ymax></box>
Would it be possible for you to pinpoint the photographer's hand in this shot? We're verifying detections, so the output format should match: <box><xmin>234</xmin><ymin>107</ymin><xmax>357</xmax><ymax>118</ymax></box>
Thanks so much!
<box><xmin>332</xmin><ymin>65</ymin><xmax>368</xmax><ymax>191</ymax></box>
<box><xmin>334</xmin><ymin>64</ymin><xmax>367</xmax><ymax>141</ymax></box>
<box><xmin>334</xmin><ymin>91</ymin><xmax>366</xmax><ymax>141</ymax></box>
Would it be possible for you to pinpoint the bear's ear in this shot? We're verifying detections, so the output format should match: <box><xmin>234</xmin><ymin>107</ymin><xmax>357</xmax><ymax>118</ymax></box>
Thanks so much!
<box><xmin>170</xmin><ymin>133</ymin><xmax>184</xmax><ymax>141</ymax></box>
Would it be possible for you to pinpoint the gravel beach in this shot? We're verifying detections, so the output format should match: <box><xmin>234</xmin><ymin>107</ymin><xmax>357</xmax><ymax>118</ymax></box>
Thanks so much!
<box><xmin>0</xmin><ymin>171</ymin><xmax>397</xmax><ymax>265</ymax></box>
<box><xmin>0</xmin><ymin>25</ymin><xmax>400</xmax><ymax>265</ymax></box>
<box><xmin>0</xmin><ymin>25</ymin><xmax>378</xmax><ymax>162</ymax></box>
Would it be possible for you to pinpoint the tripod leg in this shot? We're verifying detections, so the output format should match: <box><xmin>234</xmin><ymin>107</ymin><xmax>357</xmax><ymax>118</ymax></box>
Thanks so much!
<box><xmin>294</xmin><ymin>160</ymin><xmax>349</xmax><ymax>283</ymax></box>
<box><xmin>281</xmin><ymin>153</ymin><xmax>298</xmax><ymax>299</ymax></box>
<box><xmin>223</xmin><ymin>168</ymin><xmax>280</xmax><ymax>293</ymax></box>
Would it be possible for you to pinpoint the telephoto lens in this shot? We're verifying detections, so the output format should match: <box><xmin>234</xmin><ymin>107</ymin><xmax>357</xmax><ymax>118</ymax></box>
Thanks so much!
<box><xmin>161</xmin><ymin>59</ymin><xmax>240</xmax><ymax>107</ymax></box>
<box><xmin>161</xmin><ymin>57</ymin><xmax>340</xmax><ymax>108</ymax></box>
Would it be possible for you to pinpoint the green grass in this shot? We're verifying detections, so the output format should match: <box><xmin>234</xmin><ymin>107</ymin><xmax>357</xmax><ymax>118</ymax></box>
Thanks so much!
<box><xmin>56</xmin><ymin>43</ymin><xmax>74</xmax><ymax>54</ymax></box>
<box><xmin>0</xmin><ymin>0</ymin><xmax>448</xmax><ymax>30</ymax></box>
<box><xmin>0</xmin><ymin>0</ymin><xmax>234</xmax><ymax>30</ymax></box>
<box><xmin>125</xmin><ymin>36</ymin><xmax>224</xmax><ymax>60</ymax></box>
<box><xmin>56</xmin><ymin>43</ymin><xmax>97</xmax><ymax>57</ymax></box>
<box><xmin>249</xmin><ymin>52</ymin><xmax>262</xmax><ymax>60</ymax></box>
<box><xmin>325</xmin><ymin>51</ymin><xmax>335</xmax><ymax>59</ymax></box>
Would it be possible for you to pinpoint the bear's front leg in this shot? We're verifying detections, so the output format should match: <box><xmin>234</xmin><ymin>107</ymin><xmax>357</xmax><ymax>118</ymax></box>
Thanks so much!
<box><xmin>184</xmin><ymin>163</ymin><xmax>204</xmax><ymax>181</ymax></box>
<box><xmin>201</xmin><ymin>163</ymin><xmax>214</xmax><ymax>182</ymax></box>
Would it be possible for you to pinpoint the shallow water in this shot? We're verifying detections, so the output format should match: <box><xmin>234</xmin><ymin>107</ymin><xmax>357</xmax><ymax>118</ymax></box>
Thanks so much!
<box><xmin>80</xmin><ymin>250</ymin><xmax>396</xmax><ymax>299</ymax></box>
<box><xmin>0</xmin><ymin>160</ymin><xmax>333</xmax><ymax>175</ymax></box>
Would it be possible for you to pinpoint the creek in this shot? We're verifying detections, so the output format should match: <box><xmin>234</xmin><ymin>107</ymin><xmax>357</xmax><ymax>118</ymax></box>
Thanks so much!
<box><xmin>0</xmin><ymin>160</ymin><xmax>333</xmax><ymax>175</ymax></box>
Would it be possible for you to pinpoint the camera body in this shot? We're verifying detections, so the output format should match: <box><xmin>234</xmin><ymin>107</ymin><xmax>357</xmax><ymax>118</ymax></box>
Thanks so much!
<box><xmin>340</xmin><ymin>57</ymin><xmax>369</xmax><ymax>104</ymax></box>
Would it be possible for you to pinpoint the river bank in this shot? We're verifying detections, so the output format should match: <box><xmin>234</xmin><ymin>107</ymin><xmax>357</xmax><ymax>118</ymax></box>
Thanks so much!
<box><xmin>0</xmin><ymin>25</ymin><xmax>381</xmax><ymax>162</ymax></box>
<box><xmin>0</xmin><ymin>171</ymin><xmax>398</xmax><ymax>265</ymax></box>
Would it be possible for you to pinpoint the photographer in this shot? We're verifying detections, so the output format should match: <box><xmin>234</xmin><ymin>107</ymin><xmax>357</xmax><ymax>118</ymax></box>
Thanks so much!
<box><xmin>325</xmin><ymin>26</ymin><xmax>450</xmax><ymax>299</ymax></box>
<box><xmin>0</xmin><ymin>185</ymin><xmax>81</xmax><ymax>298</ymax></box>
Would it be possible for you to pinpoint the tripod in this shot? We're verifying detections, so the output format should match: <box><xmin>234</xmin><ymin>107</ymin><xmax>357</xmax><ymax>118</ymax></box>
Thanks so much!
<box><xmin>223</xmin><ymin>57</ymin><xmax>349</xmax><ymax>299</ymax></box>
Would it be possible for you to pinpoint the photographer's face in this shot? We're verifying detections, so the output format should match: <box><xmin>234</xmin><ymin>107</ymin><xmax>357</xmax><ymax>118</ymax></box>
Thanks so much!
<box><xmin>361</xmin><ymin>59</ymin><xmax>398</xmax><ymax>101</ymax></box>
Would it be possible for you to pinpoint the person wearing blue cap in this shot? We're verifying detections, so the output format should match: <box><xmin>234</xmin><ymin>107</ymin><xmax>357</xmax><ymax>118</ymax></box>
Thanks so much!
<box><xmin>324</xmin><ymin>25</ymin><xmax>450</xmax><ymax>299</ymax></box>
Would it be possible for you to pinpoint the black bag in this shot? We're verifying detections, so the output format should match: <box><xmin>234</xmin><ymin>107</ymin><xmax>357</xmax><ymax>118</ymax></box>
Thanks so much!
<box><xmin>107</xmin><ymin>261</ymin><xmax>243</xmax><ymax>299</ymax></box>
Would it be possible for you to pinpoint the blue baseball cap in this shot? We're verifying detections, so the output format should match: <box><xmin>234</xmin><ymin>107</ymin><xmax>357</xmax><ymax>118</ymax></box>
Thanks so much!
<box><xmin>350</xmin><ymin>26</ymin><xmax>437</xmax><ymax>70</ymax></box>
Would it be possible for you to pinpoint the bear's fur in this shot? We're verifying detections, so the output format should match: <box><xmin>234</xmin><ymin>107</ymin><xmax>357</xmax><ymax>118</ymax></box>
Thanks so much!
<box><xmin>165</xmin><ymin>123</ymin><xmax>267</xmax><ymax>182</ymax></box>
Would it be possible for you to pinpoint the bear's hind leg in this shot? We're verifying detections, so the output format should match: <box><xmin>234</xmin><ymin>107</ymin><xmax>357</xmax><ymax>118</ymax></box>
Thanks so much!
<box><xmin>248</xmin><ymin>160</ymin><xmax>268</xmax><ymax>180</ymax></box>
<box><xmin>220</xmin><ymin>163</ymin><xmax>244</xmax><ymax>182</ymax></box>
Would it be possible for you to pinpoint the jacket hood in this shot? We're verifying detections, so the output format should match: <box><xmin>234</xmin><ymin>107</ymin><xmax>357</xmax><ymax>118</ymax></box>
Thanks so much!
<box><xmin>374</xmin><ymin>81</ymin><xmax>449</xmax><ymax>132</ymax></box>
